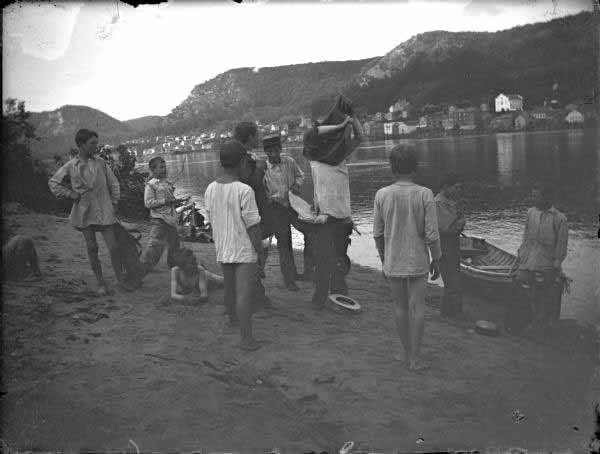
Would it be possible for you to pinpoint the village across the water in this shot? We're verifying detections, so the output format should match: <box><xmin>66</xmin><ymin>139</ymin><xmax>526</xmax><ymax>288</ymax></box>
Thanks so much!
<box><xmin>122</xmin><ymin>90</ymin><xmax>596</xmax><ymax>159</ymax></box>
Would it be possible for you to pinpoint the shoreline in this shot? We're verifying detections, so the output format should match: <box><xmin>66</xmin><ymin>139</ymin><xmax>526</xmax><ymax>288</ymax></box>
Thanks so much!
<box><xmin>2</xmin><ymin>211</ymin><xmax>598</xmax><ymax>451</ymax></box>
<box><xmin>133</xmin><ymin>127</ymin><xmax>595</xmax><ymax>162</ymax></box>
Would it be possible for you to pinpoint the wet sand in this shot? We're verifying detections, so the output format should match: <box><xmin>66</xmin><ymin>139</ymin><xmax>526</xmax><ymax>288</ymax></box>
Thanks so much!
<box><xmin>2</xmin><ymin>211</ymin><xmax>598</xmax><ymax>453</ymax></box>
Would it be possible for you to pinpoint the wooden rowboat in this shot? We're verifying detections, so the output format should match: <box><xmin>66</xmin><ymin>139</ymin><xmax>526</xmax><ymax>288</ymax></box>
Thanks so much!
<box><xmin>460</xmin><ymin>235</ymin><xmax>517</xmax><ymax>287</ymax></box>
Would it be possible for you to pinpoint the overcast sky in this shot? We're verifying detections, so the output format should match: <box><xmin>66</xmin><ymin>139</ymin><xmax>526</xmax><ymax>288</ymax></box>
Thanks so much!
<box><xmin>2</xmin><ymin>0</ymin><xmax>592</xmax><ymax>121</ymax></box>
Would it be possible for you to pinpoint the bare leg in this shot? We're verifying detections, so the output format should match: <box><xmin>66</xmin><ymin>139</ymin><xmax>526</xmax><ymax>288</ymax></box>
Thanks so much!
<box><xmin>81</xmin><ymin>228</ymin><xmax>106</xmax><ymax>291</ymax></box>
<box><xmin>236</xmin><ymin>262</ymin><xmax>261</xmax><ymax>351</ymax></box>
<box><xmin>221</xmin><ymin>263</ymin><xmax>237</xmax><ymax>324</ymax></box>
<box><xmin>28</xmin><ymin>242</ymin><xmax>42</xmax><ymax>277</ymax></box>
<box><xmin>205</xmin><ymin>269</ymin><xmax>224</xmax><ymax>287</ymax></box>
<box><xmin>408</xmin><ymin>276</ymin><xmax>428</xmax><ymax>370</ymax></box>
<box><xmin>197</xmin><ymin>269</ymin><xmax>208</xmax><ymax>299</ymax></box>
<box><xmin>100</xmin><ymin>225</ymin><xmax>128</xmax><ymax>288</ymax></box>
<box><xmin>389</xmin><ymin>277</ymin><xmax>411</xmax><ymax>365</ymax></box>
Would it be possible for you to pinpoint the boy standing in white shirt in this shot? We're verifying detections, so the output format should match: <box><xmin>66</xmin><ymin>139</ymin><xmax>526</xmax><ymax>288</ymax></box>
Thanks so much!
<box><xmin>373</xmin><ymin>145</ymin><xmax>441</xmax><ymax>371</ymax></box>
<box><xmin>204</xmin><ymin>141</ymin><xmax>265</xmax><ymax>352</ymax></box>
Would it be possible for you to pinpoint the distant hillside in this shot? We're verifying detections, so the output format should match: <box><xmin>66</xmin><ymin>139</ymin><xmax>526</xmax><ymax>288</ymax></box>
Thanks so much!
<box><xmin>351</xmin><ymin>11</ymin><xmax>595</xmax><ymax>112</ymax></box>
<box><xmin>26</xmin><ymin>11</ymin><xmax>596</xmax><ymax>148</ymax></box>
<box><xmin>124</xmin><ymin>115</ymin><xmax>163</xmax><ymax>133</ymax></box>
<box><xmin>160</xmin><ymin>58</ymin><xmax>379</xmax><ymax>135</ymax></box>
<box><xmin>29</xmin><ymin>105</ymin><xmax>134</xmax><ymax>160</ymax></box>
<box><xmin>161</xmin><ymin>11</ymin><xmax>594</xmax><ymax>134</ymax></box>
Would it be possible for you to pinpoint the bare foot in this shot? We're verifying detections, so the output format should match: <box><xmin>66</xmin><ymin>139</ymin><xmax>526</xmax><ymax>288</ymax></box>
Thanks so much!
<box><xmin>286</xmin><ymin>282</ymin><xmax>300</xmax><ymax>292</ymax></box>
<box><xmin>409</xmin><ymin>359</ymin><xmax>430</xmax><ymax>372</ymax></box>
<box><xmin>96</xmin><ymin>285</ymin><xmax>109</xmax><ymax>297</ymax></box>
<box><xmin>393</xmin><ymin>352</ymin><xmax>406</xmax><ymax>362</ymax></box>
<box><xmin>239</xmin><ymin>339</ymin><xmax>262</xmax><ymax>352</ymax></box>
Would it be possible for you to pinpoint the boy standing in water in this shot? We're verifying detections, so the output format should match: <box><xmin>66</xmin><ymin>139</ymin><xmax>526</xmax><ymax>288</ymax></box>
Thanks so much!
<box><xmin>373</xmin><ymin>145</ymin><xmax>441</xmax><ymax>371</ymax></box>
<box><xmin>140</xmin><ymin>156</ymin><xmax>182</xmax><ymax>273</ymax></box>
<box><xmin>204</xmin><ymin>141</ymin><xmax>265</xmax><ymax>351</ymax></box>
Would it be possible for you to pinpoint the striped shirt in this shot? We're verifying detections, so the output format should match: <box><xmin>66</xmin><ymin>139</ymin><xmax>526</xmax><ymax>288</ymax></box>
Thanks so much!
<box><xmin>263</xmin><ymin>155</ymin><xmax>304</xmax><ymax>207</ymax></box>
<box><xmin>204</xmin><ymin>181</ymin><xmax>261</xmax><ymax>264</ymax></box>
<box><xmin>144</xmin><ymin>178</ymin><xmax>178</xmax><ymax>227</ymax></box>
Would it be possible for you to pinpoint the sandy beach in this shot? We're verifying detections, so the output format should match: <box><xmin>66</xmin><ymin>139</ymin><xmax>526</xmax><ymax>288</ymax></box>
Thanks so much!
<box><xmin>2</xmin><ymin>208</ymin><xmax>598</xmax><ymax>453</ymax></box>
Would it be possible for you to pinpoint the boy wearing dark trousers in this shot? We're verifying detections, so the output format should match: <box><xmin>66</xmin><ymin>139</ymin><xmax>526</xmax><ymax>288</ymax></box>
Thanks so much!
<box><xmin>140</xmin><ymin>156</ymin><xmax>182</xmax><ymax>274</ymax></box>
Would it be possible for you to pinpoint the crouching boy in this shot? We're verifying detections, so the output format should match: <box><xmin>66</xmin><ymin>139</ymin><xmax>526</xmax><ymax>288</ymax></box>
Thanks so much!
<box><xmin>140</xmin><ymin>156</ymin><xmax>181</xmax><ymax>273</ymax></box>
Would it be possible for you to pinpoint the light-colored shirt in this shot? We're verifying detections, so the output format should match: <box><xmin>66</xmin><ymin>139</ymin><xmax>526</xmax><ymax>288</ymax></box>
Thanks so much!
<box><xmin>434</xmin><ymin>193</ymin><xmax>464</xmax><ymax>235</ymax></box>
<box><xmin>48</xmin><ymin>157</ymin><xmax>119</xmax><ymax>229</ymax></box>
<box><xmin>144</xmin><ymin>178</ymin><xmax>178</xmax><ymax>227</ymax></box>
<box><xmin>263</xmin><ymin>155</ymin><xmax>304</xmax><ymax>206</ymax></box>
<box><xmin>373</xmin><ymin>181</ymin><xmax>442</xmax><ymax>277</ymax></box>
<box><xmin>204</xmin><ymin>181</ymin><xmax>261</xmax><ymax>264</ymax></box>
<box><xmin>517</xmin><ymin>206</ymin><xmax>568</xmax><ymax>271</ymax></box>
<box><xmin>310</xmin><ymin>160</ymin><xmax>351</xmax><ymax>219</ymax></box>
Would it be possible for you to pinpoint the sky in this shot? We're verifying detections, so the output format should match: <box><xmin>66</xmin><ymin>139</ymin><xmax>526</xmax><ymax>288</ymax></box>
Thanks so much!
<box><xmin>2</xmin><ymin>0</ymin><xmax>592</xmax><ymax>121</ymax></box>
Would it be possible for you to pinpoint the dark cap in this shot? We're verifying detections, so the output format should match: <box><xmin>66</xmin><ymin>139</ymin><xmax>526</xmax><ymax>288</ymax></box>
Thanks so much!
<box><xmin>262</xmin><ymin>135</ymin><xmax>281</xmax><ymax>150</ymax></box>
<box><xmin>220</xmin><ymin>141</ymin><xmax>246</xmax><ymax>168</ymax></box>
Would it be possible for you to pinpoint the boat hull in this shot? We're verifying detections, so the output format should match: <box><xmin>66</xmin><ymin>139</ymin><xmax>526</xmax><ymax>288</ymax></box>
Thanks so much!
<box><xmin>459</xmin><ymin>236</ymin><xmax>517</xmax><ymax>299</ymax></box>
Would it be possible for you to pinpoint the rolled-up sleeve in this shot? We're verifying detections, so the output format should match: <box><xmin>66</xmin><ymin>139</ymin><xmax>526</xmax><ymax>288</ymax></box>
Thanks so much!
<box><xmin>144</xmin><ymin>183</ymin><xmax>164</xmax><ymax>209</ymax></box>
<box><xmin>203</xmin><ymin>185</ymin><xmax>212</xmax><ymax>224</ymax></box>
<box><xmin>241</xmin><ymin>186</ymin><xmax>261</xmax><ymax>228</ymax></box>
<box><xmin>372</xmin><ymin>191</ymin><xmax>384</xmax><ymax>239</ymax></box>
<box><xmin>48</xmin><ymin>162</ymin><xmax>75</xmax><ymax>199</ymax></box>
<box><xmin>554</xmin><ymin>214</ymin><xmax>568</xmax><ymax>264</ymax></box>
<box><xmin>105</xmin><ymin>163</ymin><xmax>120</xmax><ymax>203</ymax></box>
<box><xmin>424</xmin><ymin>189</ymin><xmax>441</xmax><ymax>260</ymax></box>
<box><xmin>292</xmin><ymin>159</ymin><xmax>304</xmax><ymax>187</ymax></box>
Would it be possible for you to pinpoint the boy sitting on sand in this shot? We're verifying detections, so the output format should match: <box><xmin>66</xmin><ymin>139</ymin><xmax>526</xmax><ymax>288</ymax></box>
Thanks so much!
<box><xmin>2</xmin><ymin>235</ymin><xmax>42</xmax><ymax>282</ymax></box>
<box><xmin>170</xmin><ymin>247</ymin><xmax>224</xmax><ymax>303</ymax></box>
<box><xmin>204</xmin><ymin>141</ymin><xmax>266</xmax><ymax>352</ymax></box>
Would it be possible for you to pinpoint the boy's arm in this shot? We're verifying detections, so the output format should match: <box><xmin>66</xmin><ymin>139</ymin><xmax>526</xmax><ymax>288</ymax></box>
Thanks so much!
<box><xmin>240</xmin><ymin>186</ymin><xmax>264</xmax><ymax>257</ymax></box>
<box><xmin>554</xmin><ymin>215</ymin><xmax>568</xmax><ymax>269</ymax></box>
<box><xmin>341</xmin><ymin>117</ymin><xmax>364</xmax><ymax>160</ymax></box>
<box><xmin>144</xmin><ymin>183</ymin><xmax>165</xmax><ymax>209</ymax></box>
<box><xmin>104</xmin><ymin>162</ymin><xmax>120</xmax><ymax>204</ymax></box>
<box><xmin>48</xmin><ymin>162</ymin><xmax>79</xmax><ymax>200</ymax></box>
<box><xmin>290</xmin><ymin>158</ymin><xmax>305</xmax><ymax>193</ymax></box>
<box><xmin>424</xmin><ymin>190</ymin><xmax>441</xmax><ymax>280</ymax></box>
<box><xmin>516</xmin><ymin>209</ymin><xmax>531</xmax><ymax>261</ymax></box>
<box><xmin>373</xmin><ymin>193</ymin><xmax>385</xmax><ymax>264</ymax></box>
<box><xmin>316</xmin><ymin>116</ymin><xmax>352</xmax><ymax>135</ymax></box>
<box><xmin>170</xmin><ymin>267</ymin><xmax>185</xmax><ymax>301</ymax></box>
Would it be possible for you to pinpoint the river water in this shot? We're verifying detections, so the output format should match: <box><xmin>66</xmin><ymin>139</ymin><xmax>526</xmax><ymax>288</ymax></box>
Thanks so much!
<box><xmin>139</xmin><ymin>129</ymin><xmax>599</xmax><ymax>325</ymax></box>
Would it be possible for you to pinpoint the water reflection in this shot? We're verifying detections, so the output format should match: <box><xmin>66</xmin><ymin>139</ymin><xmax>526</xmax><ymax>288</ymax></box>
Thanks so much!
<box><xmin>152</xmin><ymin>130</ymin><xmax>598</xmax><ymax>323</ymax></box>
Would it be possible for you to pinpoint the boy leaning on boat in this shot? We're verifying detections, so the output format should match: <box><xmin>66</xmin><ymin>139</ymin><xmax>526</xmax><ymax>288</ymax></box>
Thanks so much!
<box><xmin>509</xmin><ymin>183</ymin><xmax>569</xmax><ymax>330</ymax></box>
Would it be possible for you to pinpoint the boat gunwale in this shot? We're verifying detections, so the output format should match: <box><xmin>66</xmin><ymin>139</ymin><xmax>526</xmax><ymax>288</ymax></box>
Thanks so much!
<box><xmin>460</xmin><ymin>235</ymin><xmax>516</xmax><ymax>283</ymax></box>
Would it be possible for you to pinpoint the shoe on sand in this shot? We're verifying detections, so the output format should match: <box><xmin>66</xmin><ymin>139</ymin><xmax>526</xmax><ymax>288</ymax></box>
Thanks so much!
<box><xmin>239</xmin><ymin>339</ymin><xmax>263</xmax><ymax>352</ymax></box>
<box><xmin>409</xmin><ymin>359</ymin><xmax>430</xmax><ymax>372</ymax></box>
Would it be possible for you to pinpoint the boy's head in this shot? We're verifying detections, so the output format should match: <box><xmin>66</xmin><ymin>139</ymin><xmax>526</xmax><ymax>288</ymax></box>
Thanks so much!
<box><xmin>149</xmin><ymin>156</ymin><xmax>167</xmax><ymax>179</ymax></box>
<box><xmin>440</xmin><ymin>172</ymin><xmax>462</xmax><ymax>199</ymax></box>
<box><xmin>74</xmin><ymin>129</ymin><xmax>99</xmax><ymax>157</ymax></box>
<box><xmin>233</xmin><ymin>122</ymin><xmax>259</xmax><ymax>150</ymax></box>
<box><xmin>173</xmin><ymin>247</ymin><xmax>197</xmax><ymax>275</ymax></box>
<box><xmin>263</xmin><ymin>135</ymin><xmax>282</xmax><ymax>164</ymax></box>
<box><xmin>220</xmin><ymin>141</ymin><xmax>246</xmax><ymax>174</ymax></box>
<box><xmin>389</xmin><ymin>144</ymin><xmax>418</xmax><ymax>176</ymax></box>
<box><xmin>531</xmin><ymin>182</ymin><xmax>554</xmax><ymax>210</ymax></box>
